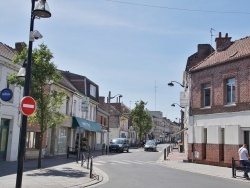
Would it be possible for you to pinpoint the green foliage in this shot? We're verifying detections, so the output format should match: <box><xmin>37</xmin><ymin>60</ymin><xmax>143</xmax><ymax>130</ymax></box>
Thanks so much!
<box><xmin>8</xmin><ymin>43</ymin><xmax>66</xmax><ymax>132</ymax></box>
<box><xmin>130</xmin><ymin>100</ymin><xmax>153</xmax><ymax>141</ymax></box>
<box><xmin>8</xmin><ymin>43</ymin><xmax>67</xmax><ymax>168</ymax></box>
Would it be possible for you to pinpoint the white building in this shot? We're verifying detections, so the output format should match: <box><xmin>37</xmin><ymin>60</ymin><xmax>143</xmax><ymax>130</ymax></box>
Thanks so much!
<box><xmin>0</xmin><ymin>42</ymin><xmax>23</xmax><ymax>161</ymax></box>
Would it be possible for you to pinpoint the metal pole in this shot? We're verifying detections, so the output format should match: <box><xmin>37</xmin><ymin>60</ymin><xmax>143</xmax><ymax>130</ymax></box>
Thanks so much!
<box><xmin>16</xmin><ymin>1</ymin><xmax>35</xmax><ymax>187</ymax></box>
<box><xmin>164</xmin><ymin>148</ymin><xmax>166</xmax><ymax>160</ymax></box>
<box><xmin>107</xmin><ymin>91</ymin><xmax>111</xmax><ymax>148</ymax></box>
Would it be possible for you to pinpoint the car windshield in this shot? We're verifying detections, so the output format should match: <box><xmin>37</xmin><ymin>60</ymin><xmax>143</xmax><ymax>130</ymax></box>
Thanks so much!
<box><xmin>146</xmin><ymin>140</ymin><xmax>155</xmax><ymax>145</ymax></box>
<box><xmin>111</xmin><ymin>139</ymin><xmax>123</xmax><ymax>144</ymax></box>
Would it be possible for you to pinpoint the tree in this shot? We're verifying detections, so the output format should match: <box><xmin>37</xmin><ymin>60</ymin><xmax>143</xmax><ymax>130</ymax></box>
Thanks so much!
<box><xmin>130</xmin><ymin>100</ymin><xmax>153</xmax><ymax>142</ymax></box>
<box><xmin>8</xmin><ymin>43</ymin><xmax>66</xmax><ymax>168</ymax></box>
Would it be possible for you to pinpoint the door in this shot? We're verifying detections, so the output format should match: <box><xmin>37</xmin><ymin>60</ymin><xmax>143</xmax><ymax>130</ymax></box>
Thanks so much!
<box><xmin>0</xmin><ymin>119</ymin><xmax>10</xmax><ymax>161</ymax></box>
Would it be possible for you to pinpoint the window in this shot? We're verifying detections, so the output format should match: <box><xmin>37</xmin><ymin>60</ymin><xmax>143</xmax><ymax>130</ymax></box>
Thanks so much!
<box><xmin>66</xmin><ymin>96</ymin><xmax>70</xmax><ymax>115</ymax></box>
<box><xmin>203</xmin><ymin>83</ymin><xmax>210</xmax><ymax>107</ymax></box>
<box><xmin>73</xmin><ymin>100</ymin><xmax>76</xmax><ymax>116</ymax></box>
<box><xmin>26</xmin><ymin>131</ymin><xmax>39</xmax><ymax>149</ymax></box>
<box><xmin>90</xmin><ymin>84</ymin><xmax>96</xmax><ymax>97</ymax></box>
<box><xmin>226</xmin><ymin>78</ymin><xmax>235</xmax><ymax>104</ymax></box>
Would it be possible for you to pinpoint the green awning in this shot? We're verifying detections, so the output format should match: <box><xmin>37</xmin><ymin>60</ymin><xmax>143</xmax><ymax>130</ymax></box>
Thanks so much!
<box><xmin>72</xmin><ymin>117</ymin><xmax>103</xmax><ymax>133</ymax></box>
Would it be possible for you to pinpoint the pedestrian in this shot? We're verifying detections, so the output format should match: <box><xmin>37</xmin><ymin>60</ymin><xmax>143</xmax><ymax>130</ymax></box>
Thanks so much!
<box><xmin>238</xmin><ymin>144</ymin><xmax>250</xmax><ymax>180</ymax></box>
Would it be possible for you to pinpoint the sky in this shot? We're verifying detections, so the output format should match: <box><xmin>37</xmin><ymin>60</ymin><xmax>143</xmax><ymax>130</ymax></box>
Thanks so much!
<box><xmin>1</xmin><ymin>0</ymin><xmax>250</xmax><ymax>121</ymax></box>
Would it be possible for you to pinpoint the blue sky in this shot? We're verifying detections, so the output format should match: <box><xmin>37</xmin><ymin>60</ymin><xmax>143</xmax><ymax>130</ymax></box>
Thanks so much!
<box><xmin>1</xmin><ymin>0</ymin><xmax>250</xmax><ymax>121</ymax></box>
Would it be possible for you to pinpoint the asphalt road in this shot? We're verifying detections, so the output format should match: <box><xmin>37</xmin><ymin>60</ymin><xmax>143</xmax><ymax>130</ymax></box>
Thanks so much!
<box><xmin>91</xmin><ymin>144</ymin><xmax>250</xmax><ymax>188</ymax></box>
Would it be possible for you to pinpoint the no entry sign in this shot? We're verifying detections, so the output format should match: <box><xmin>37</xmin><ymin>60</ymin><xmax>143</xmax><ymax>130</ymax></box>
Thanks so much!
<box><xmin>20</xmin><ymin>96</ymin><xmax>36</xmax><ymax>116</ymax></box>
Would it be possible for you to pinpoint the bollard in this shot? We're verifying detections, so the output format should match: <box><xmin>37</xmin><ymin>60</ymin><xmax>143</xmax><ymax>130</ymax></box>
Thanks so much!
<box><xmin>164</xmin><ymin>148</ymin><xmax>166</xmax><ymax>160</ymax></box>
<box><xmin>106</xmin><ymin>145</ymin><xmax>108</xmax><ymax>154</ymax></box>
<box><xmin>67</xmin><ymin>147</ymin><xmax>69</xmax><ymax>158</ymax></box>
<box><xmin>87</xmin><ymin>155</ymin><xmax>90</xmax><ymax>169</ymax></box>
<box><xmin>90</xmin><ymin>157</ymin><xmax>93</xmax><ymax>178</ymax></box>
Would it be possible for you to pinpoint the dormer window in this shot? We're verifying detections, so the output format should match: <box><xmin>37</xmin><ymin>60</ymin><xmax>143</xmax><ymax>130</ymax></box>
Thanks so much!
<box><xmin>90</xmin><ymin>84</ymin><xmax>96</xmax><ymax>97</ymax></box>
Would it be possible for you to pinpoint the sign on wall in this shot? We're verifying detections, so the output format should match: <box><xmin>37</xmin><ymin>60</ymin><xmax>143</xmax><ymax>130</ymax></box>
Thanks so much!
<box><xmin>81</xmin><ymin>96</ymin><xmax>89</xmax><ymax>112</ymax></box>
<box><xmin>180</xmin><ymin>91</ymin><xmax>188</xmax><ymax>107</ymax></box>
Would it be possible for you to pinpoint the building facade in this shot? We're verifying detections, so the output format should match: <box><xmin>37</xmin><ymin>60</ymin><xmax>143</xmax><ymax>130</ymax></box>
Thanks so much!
<box><xmin>187</xmin><ymin>33</ymin><xmax>250</xmax><ymax>166</ymax></box>
<box><xmin>0</xmin><ymin>42</ymin><xmax>23</xmax><ymax>161</ymax></box>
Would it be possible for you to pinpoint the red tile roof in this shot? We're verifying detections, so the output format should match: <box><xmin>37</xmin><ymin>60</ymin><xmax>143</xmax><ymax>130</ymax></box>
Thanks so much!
<box><xmin>190</xmin><ymin>36</ymin><xmax>250</xmax><ymax>72</ymax></box>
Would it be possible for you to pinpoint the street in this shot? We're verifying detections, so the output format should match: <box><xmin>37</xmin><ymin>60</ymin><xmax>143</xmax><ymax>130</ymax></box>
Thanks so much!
<box><xmin>91</xmin><ymin>144</ymin><xmax>250</xmax><ymax>188</ymax></box>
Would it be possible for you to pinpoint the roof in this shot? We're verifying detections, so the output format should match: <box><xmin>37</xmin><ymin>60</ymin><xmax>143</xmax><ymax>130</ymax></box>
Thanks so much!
<box><xmin>0</xmin><ymin>42</ymin><xmax>15</xmax><ymax>60</ymax></box>
<box><xmin>190</xmin><ymin>36</ymin><xmax>250</xmax><ymax>72</ymax></box>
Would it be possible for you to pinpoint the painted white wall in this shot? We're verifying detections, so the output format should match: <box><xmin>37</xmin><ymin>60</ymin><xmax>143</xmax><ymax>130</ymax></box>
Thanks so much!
<box><xmin>188</xmin><ymin>126</ymin><xmax>204</xmax><ymax>144</ymax></box>
<box><xmin>189</xmin><ymin>110</ymin><xmax>250</xmax><ymax>128</ymax></box>
<box><xmin>207</xmin><ymin>125</ymin><xmax>221</xmax><ymax>144</ymax></box>
<box><xmin>225</xmin><ymin>125</ymin><xmax>240</xmax><ymax>145</ymax></box>
<box><xmin>0</xmin><ymin>57</ymin><xmax>23</xmax><ymax>161</ymax></box>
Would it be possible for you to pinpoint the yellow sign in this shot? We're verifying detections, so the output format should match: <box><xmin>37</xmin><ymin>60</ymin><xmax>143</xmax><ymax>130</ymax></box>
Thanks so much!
<box><xmin>121</xmin><ymin>117</ymin><xmax>126</xmax><ymax>121</ymax></box>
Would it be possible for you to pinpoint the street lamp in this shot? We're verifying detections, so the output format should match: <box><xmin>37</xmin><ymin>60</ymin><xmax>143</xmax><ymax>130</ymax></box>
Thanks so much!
<box><xmin>168</xmin><ymin>81</ymin><xmax>188</xmax><ymax>88</ymax></box>
<box><xmin>107</xmin><ymin>91</ymin><xmax>122</xmax><ymax>147</ymax></box>
<box><xmin>16</xmin><ymin>1</ymin><xmax>51</xmax><ymax>187</ymax></box>
<box><xmin>171</xmin><ymin>103</ymin><xmax>184</xmax><ymax>108</ymax></box>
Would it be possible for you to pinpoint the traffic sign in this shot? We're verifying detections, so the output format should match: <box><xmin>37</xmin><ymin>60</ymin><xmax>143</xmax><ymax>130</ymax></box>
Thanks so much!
<box><xmin>0</xmin><ymin>88</ymin><xmax>13</xmax><ymax>101</ymax></box>
<box><xmin>20</xmin><ymin>96</ymin><xmax>36</xmax><ymax>116</ymax></box>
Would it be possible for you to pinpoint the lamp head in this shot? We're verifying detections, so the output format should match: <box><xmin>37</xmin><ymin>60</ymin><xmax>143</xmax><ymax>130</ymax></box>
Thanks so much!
<box><xmin>16</xmin><ymin>60</ymin><xmax>27</xmax><ymax>80</ymax></box>
<box><xmin>168</xmin><ymin>82</ymin><xmax>174</xmax><ymax>87</ymax></box>
<box><xmin>33</xmin><ymin>0</ymin><xmax>51</xmax><ymax>18</ymax></box>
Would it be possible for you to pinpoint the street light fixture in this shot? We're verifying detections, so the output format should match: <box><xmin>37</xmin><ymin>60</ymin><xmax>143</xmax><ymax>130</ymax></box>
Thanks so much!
<box><xmin>16</xmin><ymin>60</ymin><xmax>27</xmax><ymax>80</ymax></box>
<box><xmin>16</xmin><ymin>1</ymin><xmax>51</xmax><ymax>187</ymax></box>
<box><xmin>171</xmin><ymin>103</ymin><xmax>184</xmax><ymax>108</ymax></box>
<box><xmin>168</xmin><ymin>81</ymin><xmax>188</xmax><ymax>88</ymax></box>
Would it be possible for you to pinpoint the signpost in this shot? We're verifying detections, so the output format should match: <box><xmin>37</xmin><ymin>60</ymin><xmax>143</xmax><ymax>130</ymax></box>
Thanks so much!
<box><xmin>20</xmin><ymin>96</ymin><xmax>36</xmax><ymax>116</ymax></box>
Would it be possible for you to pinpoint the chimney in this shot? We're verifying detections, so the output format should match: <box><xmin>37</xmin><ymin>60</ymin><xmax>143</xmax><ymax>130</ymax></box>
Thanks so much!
<box><xmin>99</xmin><ymin>96</ymin><xmax>105</xmax><ymax>104</ymax></box>
<box><xmin>215</xmin><ymin>32</ymin><xmax>231</xmax><ymax>51</ymax></box>
<box><xmin>15</xmin><ymin>42</ymin><xmax>26</xmax><ymax>54</ymax></box>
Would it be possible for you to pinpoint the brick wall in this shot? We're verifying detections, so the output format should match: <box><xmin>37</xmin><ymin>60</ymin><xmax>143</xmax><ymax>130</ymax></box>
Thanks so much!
<box><xmin>206</xmin><ymin>144</ymin><xmax>224</xmax><ymax>162</ymax></box>
<box><xmin>191</xmin><ymin>58</ymin><xmax>250</xmax><ymax>115</ymax></box>
<box><xmin>188</xmin><ymin>143</ymin><xmax>239</xmax><ymax>167</ymax></box>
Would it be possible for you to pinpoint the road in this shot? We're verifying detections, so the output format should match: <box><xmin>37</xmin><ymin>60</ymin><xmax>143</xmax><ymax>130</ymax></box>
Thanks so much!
<box><xmin>91</xmin><ymin>143</ymin><xmax>250</xmax><ymax>188</ymax></box>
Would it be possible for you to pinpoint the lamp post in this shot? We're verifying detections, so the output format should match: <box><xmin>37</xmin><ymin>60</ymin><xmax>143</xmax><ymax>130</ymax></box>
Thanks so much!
<box><xmin>171</xmin><ymin>103</ymin><xmax>184</xmax><ymax>108</ymax></box>
<box><xmin>171</xmin><ymin>104</ymin><xmax>184</xmax><ymax>153</ymax></box>
<box><xmin>16</xmin><ymin>1</ymin><xmax>51</xmax><ymax>187</ymax></box>
<box><xmin>107</xmin><ymin>91</ymin><xmax>122</xmax><ymax>147</ymax></box>
<box><xmin>168</xmin><ymin>81</ymin><xmax>188</xmax><ymax>88</ymax></box>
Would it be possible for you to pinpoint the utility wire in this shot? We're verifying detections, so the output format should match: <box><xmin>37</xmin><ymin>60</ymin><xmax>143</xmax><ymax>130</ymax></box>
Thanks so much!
<box><xmin>103</xmin><ymin>0</ymin><xmax>250</xmax><ymax>15</ymax></box>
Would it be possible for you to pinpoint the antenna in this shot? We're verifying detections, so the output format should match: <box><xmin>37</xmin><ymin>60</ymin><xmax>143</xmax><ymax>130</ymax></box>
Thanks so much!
<box><xmin>155</xmin><ymin>80</ymin><xmax>157</xmax><ymax>110</ymax></box>
<box><xmin>210</xmin><ymin>28</ymin><xmax>215</xmax><ymax>52</ymax></box>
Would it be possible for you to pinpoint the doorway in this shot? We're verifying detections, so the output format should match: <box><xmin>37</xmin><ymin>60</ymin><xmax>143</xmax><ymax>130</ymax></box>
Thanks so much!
<box><xmin>0</xmin><ymin>119</ymin><xmax>10</xmax><ymax>161</ymax></box>
<box><xmin>244</xmin><ymin>131</ymin><xmax>250</xmax><ymax>151</ymax></box>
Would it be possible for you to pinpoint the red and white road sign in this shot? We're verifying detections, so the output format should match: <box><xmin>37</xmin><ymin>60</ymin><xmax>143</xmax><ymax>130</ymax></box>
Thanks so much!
<box><xmin>20</xmin><ymin>96</ymin><xmax>36</xmax><ymax>116</ymax></box>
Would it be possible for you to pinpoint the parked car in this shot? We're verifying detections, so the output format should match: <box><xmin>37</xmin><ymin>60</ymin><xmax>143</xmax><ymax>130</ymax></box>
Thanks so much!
<box><xmin>144</xmin><ymin>140</ymin><xmax>157</xmax><ymax>152</ymax></box>
<box><xmin>109</xmin><ymin>138</ymin><xmax>129</xmax><ymax>153</ymax></box>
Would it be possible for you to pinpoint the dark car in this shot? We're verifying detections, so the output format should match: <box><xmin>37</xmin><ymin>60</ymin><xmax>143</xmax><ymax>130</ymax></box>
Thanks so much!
<box><xmin>109</xmin><ymin>138</ymin><xmax>129</xmax><ymax>153</ymax></box>
<box><xmin>144</xmin><ymin>140</ymin><xmax>157</xmax><ymax>152</ymax></box>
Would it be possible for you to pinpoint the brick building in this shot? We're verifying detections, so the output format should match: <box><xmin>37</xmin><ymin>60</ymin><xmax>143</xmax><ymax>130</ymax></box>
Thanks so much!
<box><xmin>187</xmin><ymin>32</ymin><xmax>250</xmax><ymax>167</ymax></box>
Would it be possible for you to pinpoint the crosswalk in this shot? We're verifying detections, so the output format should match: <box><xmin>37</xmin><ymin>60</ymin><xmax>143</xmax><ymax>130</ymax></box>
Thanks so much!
<box><xmin>93</xmin><ymin>159</ymin><xmax>156</xmax><ymax>166</ymax></box>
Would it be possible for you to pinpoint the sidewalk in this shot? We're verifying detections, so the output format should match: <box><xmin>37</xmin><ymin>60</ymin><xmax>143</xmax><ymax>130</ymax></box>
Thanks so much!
<box><xmin>0</xmin><ymin>150</ymin><xmax>108</xmax><ymax>188</ymax></box>
<box><xmin>157</xmin><ymin>149</ymin><xmax>250</xmax><ymax>183</ymax></box>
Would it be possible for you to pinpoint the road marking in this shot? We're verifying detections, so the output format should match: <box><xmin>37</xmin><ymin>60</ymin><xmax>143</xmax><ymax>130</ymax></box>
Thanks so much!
<box><xmin>93</xmin><ymin>162</ymin><xmax>104</xmax><ymax>166</ymax></box>
<box><xmin>110</xmin><ymin>160</ymin><xmax>130</xmax><ymax>164</ymax></box>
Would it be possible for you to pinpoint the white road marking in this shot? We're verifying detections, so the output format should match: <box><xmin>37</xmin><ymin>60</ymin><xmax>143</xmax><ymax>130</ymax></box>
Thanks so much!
<box><xmin>110</xmin><ymin>160</ymin><xmax>130</xmax><ymax>164</ymax></box>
